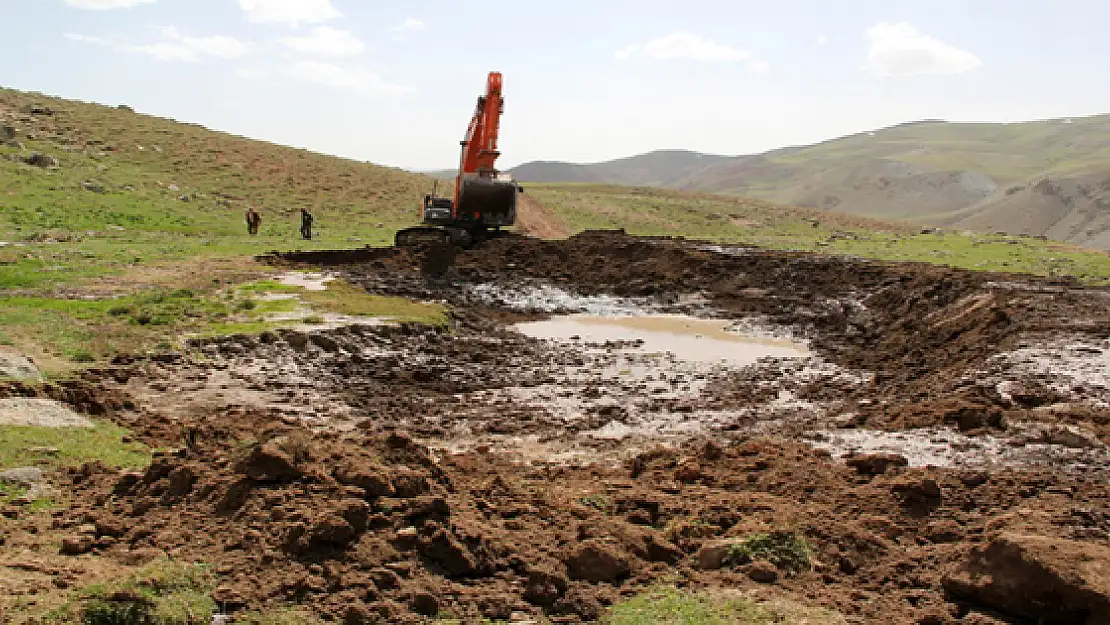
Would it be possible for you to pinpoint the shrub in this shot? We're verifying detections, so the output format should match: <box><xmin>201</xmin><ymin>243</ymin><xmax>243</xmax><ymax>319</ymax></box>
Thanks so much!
<box><xmin>724</xmin><ymin>530</ymin><xmax>812</xmax><ymax>575</ymax></box>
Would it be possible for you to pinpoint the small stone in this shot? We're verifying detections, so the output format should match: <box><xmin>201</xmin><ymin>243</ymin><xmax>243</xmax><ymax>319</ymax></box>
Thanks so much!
<box><xmin>0</xmin><ymin>467</ymin><xmax>44</xmax><ymax>486</ymax></box>
<box><xmin>60</xmin><ymin>535</ymin><xmax>94</xmax><ymax>555</ymax></box>
<box><xmin>697</xmin><ymin>540</ymin><xmax>734</xmax><ymax>570</ymax></box>
<box><xmin>22</xmin><ymin>152</ymin><xmax>58</xmax><ymax>168</ymax></box>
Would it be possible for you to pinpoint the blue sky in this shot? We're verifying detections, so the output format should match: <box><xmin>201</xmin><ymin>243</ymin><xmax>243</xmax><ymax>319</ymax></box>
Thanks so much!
<box><xmin>5</xmin><ymin>0</ymin><xmax>1110</xmax><ymax>170</ymax></box>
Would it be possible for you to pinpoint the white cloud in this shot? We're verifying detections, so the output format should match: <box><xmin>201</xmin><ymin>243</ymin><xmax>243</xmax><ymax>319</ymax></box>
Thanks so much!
<box><xmin>615</xmin><ymin>31</ymin><xmax>759</xmax><ymax>64</ymax></box>
<box><xmin>64</xmin><ymin>33</ymin><xmax>108</xmax><ymax>45</ymax></box>
<box><xmin>64</xmin><ymin>0</ymin><xmax>155</xmax><ymax>9</ymax></box>
<box><xmin>166</xmin><ymin>28</ymin><xmax>252</xmax><ymax>59</ymax></box>
<box><xmin>286</xmin><ymin>61</ymin><xmax>412</xmax><ymax>96</ymax></box>
<box><xmin>816</xmin><ymin>35</ymin><xmax>828</xmax><ymax>46</ymax></box>
<box><xmin>238</xmin><ymin>0</ymin><xmax>341</xmax><ymax>27</ymax></box>
<box><xmin>748</xmin><ymin>60</ymin><xmax>770</xmax><ymax>73</ymax></box>
<box><xmin>865</xmin><ymin>22</ymin><xmax>981</xmax><ymax>76</ymax></box>
<box><xmin>127</xmin><ymin>41</ymin><xmax>198</xmax><ymax>62</ymax></box>
<box><xmin>392</xmin><ymin>17</ymin><xmax>427</xmax><ymax>33</ymax></box>
<box><xmin>69</xmin><ymin>26</ymin><xmax>253</xmax><ymax>62</ymax></box>
<box><xmin>280</xmin><ymin>26</ymin><xmax>364</xmax><ymax>56</ymax></box>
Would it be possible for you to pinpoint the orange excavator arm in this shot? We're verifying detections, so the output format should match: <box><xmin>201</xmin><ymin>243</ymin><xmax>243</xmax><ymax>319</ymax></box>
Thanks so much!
<box><xmin>396</xmin><ymin>71</ymin><xmax>519</xmax><ymax>247</ymax></box>
<box><xmin>454</xmin><ymin>71</ymin><xmax>504</xmax><ymax>207</ymax></box>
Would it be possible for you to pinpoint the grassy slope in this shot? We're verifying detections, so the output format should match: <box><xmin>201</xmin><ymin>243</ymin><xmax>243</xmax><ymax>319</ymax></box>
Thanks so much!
<box><xmin>515</xmin><ymin>115</ymin><xmax>1110</xmax><ymax>192</ymax></box>
<box><xmin>510</xmin><ymin>115</ymin><xmax>1110</xmax><ymax>248</ymax></box>
<box><xmin>525</xmin><ymin>183</ymin><xmax>1110</xmax><ymax>283</ymax></box>
<box><xmin>0</xmin><ymin>88</ymin><xmax>444</xmax><ymax>374</ymax></box>
<box><xmin>1</xmin><ymin>87</ymin><xmax>1108</xmax><ymax>376</ymax></box>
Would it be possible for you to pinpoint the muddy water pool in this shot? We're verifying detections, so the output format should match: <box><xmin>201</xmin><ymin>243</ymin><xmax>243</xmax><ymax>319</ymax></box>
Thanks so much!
<box><xmin>513</xmin><ymin>314</ymin><xmax>810</xmax><ymax>366</ymax></box>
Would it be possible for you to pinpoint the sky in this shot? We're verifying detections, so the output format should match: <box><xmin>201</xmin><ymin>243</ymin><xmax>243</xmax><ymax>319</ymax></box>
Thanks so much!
<box><xmin>4</xmin><ymin>0</ymin><xmax>1110</xmax><ymax>170</ymax></box>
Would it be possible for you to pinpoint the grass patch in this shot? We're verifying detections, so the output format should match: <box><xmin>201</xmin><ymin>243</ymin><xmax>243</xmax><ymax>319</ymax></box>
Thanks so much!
<box><xmin>48</xmin><ymin>560</ymin><xmax>216</xmax><ymax>625</ymax></box>
<box><xmin>232</xmin><ymin>607</ymin><xmax>326</xmax><ymax>624</ymax></box>
<box><xmin>0</xmin><ymin>288</ymin><xmax>234</xmax><ymax>374</ymax></box>
<box><xmin>723</xmin><ymin>531</ymin><xmax>813</xmax><ymax>576</ymax></box>
<box><xmin>0</xmin><ymin>421</ymin><xmax>150</xmax><ymax>471</ymax></box>
<box><xmin>604</xmin><ymin>586</ymin><xmax>846</xmax><ymax>625</ymax></box>
<box><xmin>301</xmin><ymin>278</ymin><xmax>449</xmax><ymax>326</ymax></box>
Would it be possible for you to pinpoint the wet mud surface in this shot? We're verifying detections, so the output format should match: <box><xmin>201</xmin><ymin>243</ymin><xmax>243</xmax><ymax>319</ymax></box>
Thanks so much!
<box><xmin>4</xmin><ymin>230</ymin><xmax>1110</xmax><ymax>624</ymax></box>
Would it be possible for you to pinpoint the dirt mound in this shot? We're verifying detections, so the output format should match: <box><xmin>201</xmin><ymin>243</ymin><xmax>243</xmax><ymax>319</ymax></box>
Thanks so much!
<box><xmin>43</xmin><ymin>406</ymin><xmax>1110</xmax><ymax>624</ymax></box>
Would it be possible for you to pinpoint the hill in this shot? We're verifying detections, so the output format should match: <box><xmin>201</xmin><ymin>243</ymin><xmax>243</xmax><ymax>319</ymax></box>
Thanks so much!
<box><xmin>509</xmin><ymin>116</ymin><xmax>1110</xmax><ymax>250</ymax></box>
<box><xmin>1</xmin><ymin>86</ymin><xmax>1108</xmax><ymax>376</ymax></box>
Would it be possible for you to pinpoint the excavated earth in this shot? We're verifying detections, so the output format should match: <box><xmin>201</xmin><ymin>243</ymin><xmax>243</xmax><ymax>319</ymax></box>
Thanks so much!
<box><xmin>4</xmin><ymin>230</ymin><xmax>1110</xmax><ymax>624</ymax></box>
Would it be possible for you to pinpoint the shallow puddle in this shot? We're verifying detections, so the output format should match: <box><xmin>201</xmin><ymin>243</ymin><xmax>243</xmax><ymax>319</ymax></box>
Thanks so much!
<box><xmin>513</xmin><ymin>314</ymin><xmax>810</xmax><ymax>366</ymax></box>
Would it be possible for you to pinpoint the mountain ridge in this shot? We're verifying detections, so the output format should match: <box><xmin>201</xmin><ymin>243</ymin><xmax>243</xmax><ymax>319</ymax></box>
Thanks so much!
<box><xmin>507</xmin><ymin>114</ymin><xmax>1110</xmax><ymax>250</ymax></box>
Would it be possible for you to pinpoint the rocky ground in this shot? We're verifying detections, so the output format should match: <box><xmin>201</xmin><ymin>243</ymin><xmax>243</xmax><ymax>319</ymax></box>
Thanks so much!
<box><xmin>2</xmin><ymin>230</ymin><xmax>1109</xmax><ymax>624</ymax></box>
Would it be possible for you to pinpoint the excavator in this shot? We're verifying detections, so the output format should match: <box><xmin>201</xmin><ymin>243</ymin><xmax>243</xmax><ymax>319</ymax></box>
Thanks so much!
<box><xmin>395</xmin><ymin>71</ymin><xmax>523</xmax><ymax>248</ymax></box>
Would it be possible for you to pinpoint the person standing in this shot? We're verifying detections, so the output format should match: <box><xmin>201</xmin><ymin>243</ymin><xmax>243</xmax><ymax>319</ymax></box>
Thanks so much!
<box><xmin>246</xmin><ymin>207</ymin><xmax>261</xmax><ymax>235</ymax></box>
<box><xmin>300</xmin><ymin>208</ymin><xmax>314</xmax><ymax>240</ymax></box>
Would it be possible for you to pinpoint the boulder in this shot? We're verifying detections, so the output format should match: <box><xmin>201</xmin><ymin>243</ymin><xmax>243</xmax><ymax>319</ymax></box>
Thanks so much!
<box><xmin>524</xmin><ymin>566</ymin><xmax>569</xmax><ymax>607</ymax></box>
<box><xmin>418</xmin><ymin>528</ymin><xmax>479</xmax><ymax>577</ymax></box>
<box><xmin>335</xmin><ymin>464</ymin><xmax>394</xmax><ymax>497</ymax></box>
<box><xmin>236</xmin><ymin>441</ymin><xmax>303</xmax><ymax>482</ymax></box>
<box><xmin>696</xmin><ymin>540</ymin><xmax>733</xmax><ymax>570</ymax></box>
<box><xmin>942</xmin><ymin>532</ymin><xmax>1110</xmax><ymax>623</ymax></box>
<box><xmin>564</xmin><ymin>539</ymin><xmax>630</xmax><ymax>582</ymax></box>
<box><xmin>845</xmin><ymin>452</ymin><xmax>908</xmax><ymax>476</ymax></box>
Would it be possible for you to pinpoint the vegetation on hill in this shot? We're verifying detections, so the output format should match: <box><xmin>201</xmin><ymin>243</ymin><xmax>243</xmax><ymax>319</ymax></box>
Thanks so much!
<box><xmin>0</xmin><ymin>88</ymin><xmax>442</xmax><ymax>374</ymax></box>
<box><xmin>1</xmin><ymin>87</ymin><xmax>1108</xmax><ymax>377</ymax></box>
<box><xmin>509</xmin><ymin>115</ymin><xmax>1110</xmax><ymax>250</ymax></box>
<box><xmin>525</xmin><ymin>183</ymin><xmax>1110</xmax><ymax>283</ymax></box>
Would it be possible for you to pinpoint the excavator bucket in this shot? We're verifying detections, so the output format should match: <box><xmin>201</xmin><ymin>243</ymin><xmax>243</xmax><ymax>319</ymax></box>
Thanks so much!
<box><xmin>456</xmin><ymin>176</ymin><xmax>519</xmax><ymax>227</ymax></box>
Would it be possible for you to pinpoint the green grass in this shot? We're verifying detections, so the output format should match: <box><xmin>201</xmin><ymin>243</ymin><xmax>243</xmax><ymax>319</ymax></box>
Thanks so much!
<box><xmin>0</xmin><ymin>288</ymin><xmax>236</xmax><ymax>372</ymax></box>
<box><xmin>301</xmin><ymin>278</ymin><xmax>449</xmax><ymax>325</ymax></box>
<box><xmin>0</xmin><ymin>420</ymin><xmax>150</xmax><ymax>471</ymax></box>
<box><xmin>0</xmin><ymin>481</ymin><xmax>51</xmax><ymax>511</ymax></box>
<box><xmin>527</xmin><ymin>184</ymin><xmax>1110</xmax><ymax>284</ymax></box>
<box><xmin>46</xmin><ymin>561</ymin><xmax>216</xmax><ymax>625</ymax></box>
<box><xmin>723</xmin><ymin>531</ymin><xmax>813</xmax><ymax>576</ymax></box>
<box><xmin>604</xmin><ymin>587</ymin><xmax>846</xmax><ymax>625</ymax></box>
<box><xmin>236</xmin><ymin>279</ymin><xmax>304</xmax><ymax>294</ymax></box>
<box><xmin>0</xmin><ymin>86</ymin><xmax>449</xmax><ymax>369</ymax></box>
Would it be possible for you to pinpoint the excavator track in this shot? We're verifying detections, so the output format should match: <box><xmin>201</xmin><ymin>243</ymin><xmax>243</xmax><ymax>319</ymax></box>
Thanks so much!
<box><xmin>394</xmin><ymin>226</ymin><xmax>452</xmax><ymax>248</ymax></box>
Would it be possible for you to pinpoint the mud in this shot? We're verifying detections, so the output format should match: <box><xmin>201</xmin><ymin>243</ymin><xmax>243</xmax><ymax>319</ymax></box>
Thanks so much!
<box><xmin>4</xmin><ymin>230</ymin><xmax>1110</xmax><ymax>624</ymax></box>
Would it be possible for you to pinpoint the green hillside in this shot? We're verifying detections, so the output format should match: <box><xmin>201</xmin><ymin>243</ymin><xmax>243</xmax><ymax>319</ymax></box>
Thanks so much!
<box><xmin>1</xmin><ymin>88</ymin><xmax>1108</xmax><ymax>377</ymax></box>
<box><xmin>510</xmin><ymin>115</ymin><xmax>1110</xmax><ymax>250</ymax></box>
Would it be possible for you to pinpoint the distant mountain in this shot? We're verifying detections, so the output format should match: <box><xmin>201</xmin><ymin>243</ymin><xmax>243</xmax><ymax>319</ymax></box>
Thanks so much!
<box><xmin>509</xmin><ymin>116</ymin><xmax>1110</xmax><ymax>250</ymax></box>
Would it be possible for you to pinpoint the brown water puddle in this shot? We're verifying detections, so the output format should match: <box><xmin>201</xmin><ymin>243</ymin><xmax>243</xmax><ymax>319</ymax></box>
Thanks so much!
<box><xmin>513</xmin><ymin>314</ymin><xmax>810</xmax><ymax>366</ymax></box>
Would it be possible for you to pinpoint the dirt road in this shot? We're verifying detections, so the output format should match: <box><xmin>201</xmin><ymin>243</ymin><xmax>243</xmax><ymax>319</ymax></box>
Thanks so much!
<box><xmin>4</xmin><ymin>230</ymin><xmax>1109</xmax><ymax>624</ymax></box>
<box><xmin>514</xmin><ymin>193</ymin><xmax>570</xmax><ymax>239</ymax></box>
